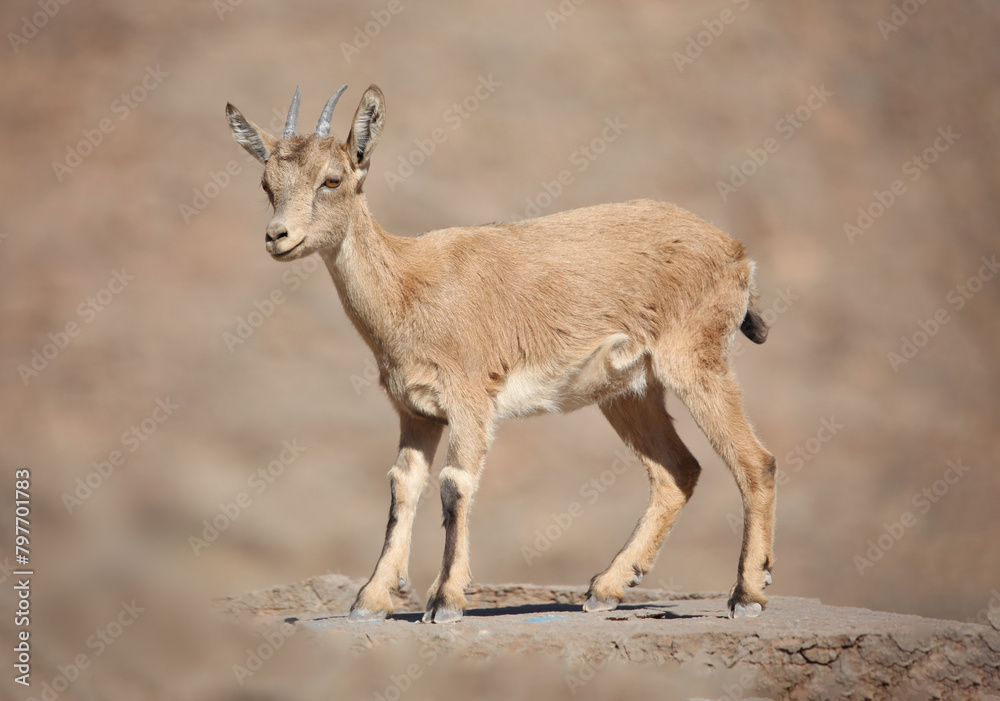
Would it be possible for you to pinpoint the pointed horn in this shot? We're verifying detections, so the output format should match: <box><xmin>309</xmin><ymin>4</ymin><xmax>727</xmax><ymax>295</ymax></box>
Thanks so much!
<box><xmin>315</xmin><ymin>84</ymin><xmax>349</xmax><ymax>137</ymax></box>
<box><xmin>283</xmin><ymin>86</ymin><xmax>301</xmax><ymax>139</ymax></box>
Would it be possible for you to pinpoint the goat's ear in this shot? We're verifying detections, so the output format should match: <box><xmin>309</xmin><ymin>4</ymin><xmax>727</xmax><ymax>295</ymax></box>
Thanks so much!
<box><xmin>226</xmin><ymin>103</ymin><xmax>278</xmax><ymax>164</ymax></box>
<box><xmin>345</xmin><ymin>85</ymin><xmax>385</xmax><ymax>178</ymax></box>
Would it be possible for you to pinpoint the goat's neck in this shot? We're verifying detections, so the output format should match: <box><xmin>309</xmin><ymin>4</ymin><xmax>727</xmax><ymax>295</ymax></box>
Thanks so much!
<box><xmin>320</xmin><ymin>199</ymin><xmax>407</xmax><ymax>359</ymax></box>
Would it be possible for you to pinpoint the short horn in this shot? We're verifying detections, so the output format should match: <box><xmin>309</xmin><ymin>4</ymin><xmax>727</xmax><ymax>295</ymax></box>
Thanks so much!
<box><xmin>283</xmin><ymin>85</ymin><xmax>301</xmax><ymax>139</ymax></box>
<box><xmin>315</xmin><ymin>84</ymin><xmax>349</xmax><ymax>137</ymax></box>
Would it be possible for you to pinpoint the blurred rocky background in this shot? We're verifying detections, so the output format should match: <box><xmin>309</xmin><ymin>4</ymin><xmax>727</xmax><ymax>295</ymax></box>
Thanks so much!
<box><xmin>2</xmin><ymin>0</ymin><xmax>998</xmax><ymax>698</ymax></box>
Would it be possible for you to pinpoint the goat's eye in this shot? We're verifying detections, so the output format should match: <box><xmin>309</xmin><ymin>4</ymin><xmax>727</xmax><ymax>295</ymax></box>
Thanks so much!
<box><xmin>324</xmin><ymin>177</ymin><xmax>342</xmax><ymax>189</ymax></box>
<box><xmin>261</xmin><ymin>181</ymin><xmax>272</xmax><ymax>195</ymax></box>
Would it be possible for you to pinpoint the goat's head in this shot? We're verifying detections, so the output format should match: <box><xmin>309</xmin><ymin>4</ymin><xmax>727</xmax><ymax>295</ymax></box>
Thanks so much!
<box><xmin>226</xmin><ymin>84</ymin><xmax>385</xmax><ymax>261</ymax></box>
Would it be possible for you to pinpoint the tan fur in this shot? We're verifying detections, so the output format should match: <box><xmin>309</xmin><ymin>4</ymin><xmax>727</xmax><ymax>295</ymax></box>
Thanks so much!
<box><xmin>226</xmin><ymin>85</ymin><xmax>776</xmax><ymax>622</ymax></box>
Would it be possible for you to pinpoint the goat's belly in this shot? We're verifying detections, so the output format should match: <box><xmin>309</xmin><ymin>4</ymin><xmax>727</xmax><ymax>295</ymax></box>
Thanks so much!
<box><xmin>493</xmin><ymin>334</ymin><xmax>649</xmax><ymax>419</ymax></box>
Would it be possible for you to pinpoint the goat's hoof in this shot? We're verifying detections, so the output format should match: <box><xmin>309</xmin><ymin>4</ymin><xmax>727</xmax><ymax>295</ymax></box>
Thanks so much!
<box><xmin>422</xmin><ymin>602</ymin><xmax>464</xmax><ymax>624</ymax></box>
<box><xmin>763</xmin><ymin>570</ymin><xmax>772</xmax><ymax>587</ymax></box>
<box><xmin>583</xmin><ymin>594</ymin><xmax>620</xmax><ymax>613</ymax></box>
<box><xmin>729</xmin><ymin>601</ymin><xmax>763</xmax><ymax>619</ymax></box>
<box><xmin>348</xmin><ymin>607</ymin><xmax>388</xmax><ymax>622</ymax></box>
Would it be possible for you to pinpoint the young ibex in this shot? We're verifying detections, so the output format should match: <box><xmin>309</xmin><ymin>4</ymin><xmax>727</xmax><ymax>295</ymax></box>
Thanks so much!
<box><xmin>226</xmin><ymin>84</ymin><xmax>775</xmax><ymax>623</ymax></box>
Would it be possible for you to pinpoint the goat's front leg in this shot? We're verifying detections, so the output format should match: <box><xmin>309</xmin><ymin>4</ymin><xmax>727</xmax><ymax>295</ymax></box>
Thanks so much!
<box><xmin>349</xmin><ymin>412</ymin><xmax>444</xmax><ymax>621</ymax></box>
<box><xmin>423</xmin><ymin>407</ymin><xmax>494</xmax><ymax>624</ymax></box>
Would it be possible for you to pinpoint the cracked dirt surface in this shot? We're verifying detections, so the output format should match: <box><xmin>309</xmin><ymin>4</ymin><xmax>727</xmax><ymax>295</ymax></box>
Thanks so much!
<box><xmin>218</xmin><ymin>575</ymin><xmax>1000</xmax><ymax>700</ymax></box>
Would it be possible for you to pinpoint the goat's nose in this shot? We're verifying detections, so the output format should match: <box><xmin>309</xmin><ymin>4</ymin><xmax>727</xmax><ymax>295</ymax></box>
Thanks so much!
<box><xmin>265</xmin><ymin>222</ymin><xmax>288</xmax><ymax>243</ymax></box>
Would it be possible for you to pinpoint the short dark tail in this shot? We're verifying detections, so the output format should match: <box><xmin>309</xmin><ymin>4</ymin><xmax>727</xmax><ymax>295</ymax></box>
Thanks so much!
<box><xmin>740</xmin><ymin>305</ymin><xmax>769</xmax><ymax>344</ymax></box>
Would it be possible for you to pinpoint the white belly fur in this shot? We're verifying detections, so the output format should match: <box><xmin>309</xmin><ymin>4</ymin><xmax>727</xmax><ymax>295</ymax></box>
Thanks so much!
<box><xmin>493</xmin><ymin>333</ymin><xmax>649</xmax><ymax>419</ymax></box>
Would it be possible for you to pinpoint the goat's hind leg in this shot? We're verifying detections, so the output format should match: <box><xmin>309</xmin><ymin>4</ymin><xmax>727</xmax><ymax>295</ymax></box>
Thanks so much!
<box><xmin>666</xmin><ymin>365</ymin><xmax>775</xmax><ymax>619</ymax></box>
<box><xmin>349</xmin><ymin>412</ymin><xmax>443</xmax><ymax>621</ymax></box>
<box><xmin>585</xmin><ymin>387</ymin><xmax>702</xmax><ymax>612</ymax></box>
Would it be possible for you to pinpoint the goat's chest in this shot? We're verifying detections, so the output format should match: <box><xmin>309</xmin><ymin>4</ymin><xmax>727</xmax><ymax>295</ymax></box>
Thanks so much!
<box><xmin>379</xmin><ymin>360</ymin><xmax>449</xmax><ymax>422</ymax></box>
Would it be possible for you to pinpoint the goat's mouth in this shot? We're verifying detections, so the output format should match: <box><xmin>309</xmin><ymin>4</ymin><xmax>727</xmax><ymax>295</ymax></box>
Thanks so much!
<box><xmin>270</xmin><ymin>239</ymin><xmax>304</xmax><ymax>260</ymax></box>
